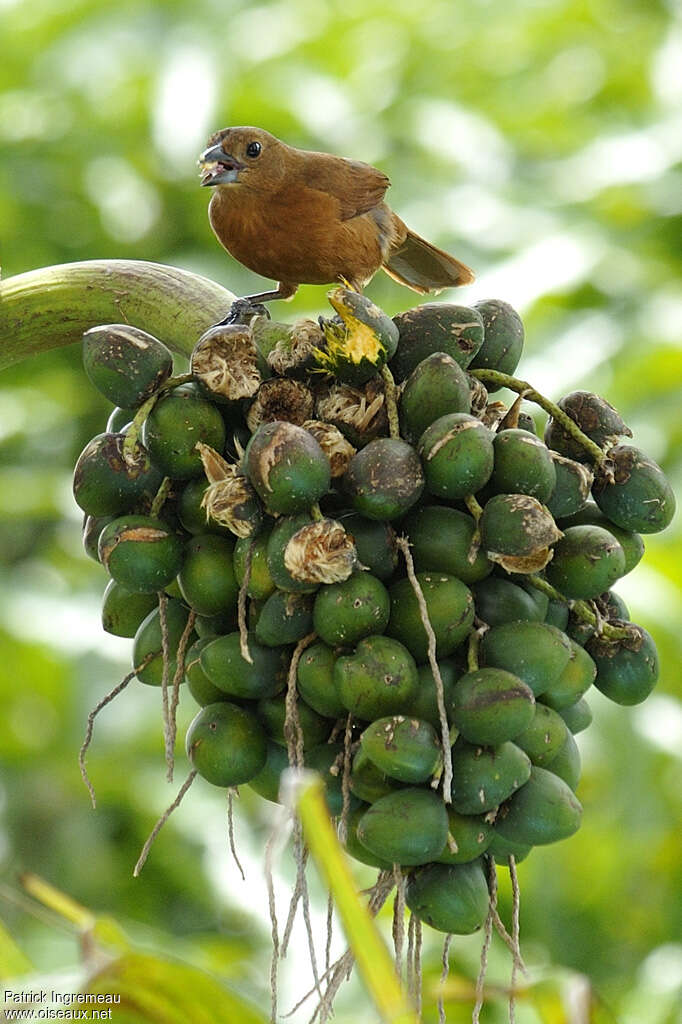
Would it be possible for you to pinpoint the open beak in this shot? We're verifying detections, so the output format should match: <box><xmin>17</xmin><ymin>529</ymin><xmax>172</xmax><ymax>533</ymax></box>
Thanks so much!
<box><xmin>198</xmin><ymin>143</ymin><xmax>245</xmax><ymax>186</ymax></box>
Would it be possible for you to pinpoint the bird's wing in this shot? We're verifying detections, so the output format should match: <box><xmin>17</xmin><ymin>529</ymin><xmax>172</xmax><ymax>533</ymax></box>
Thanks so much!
<box><xmin>302</xmin><ymin>155</ymin><xmax>390</xmax><ymax>221</ymax></box>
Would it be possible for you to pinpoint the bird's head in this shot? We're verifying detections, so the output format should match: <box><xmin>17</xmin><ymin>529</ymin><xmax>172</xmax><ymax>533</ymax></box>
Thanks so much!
<box><xmin>198</xmin><ymin>126</ymin><xmax>284</xmax><ymax>188</ymax></box>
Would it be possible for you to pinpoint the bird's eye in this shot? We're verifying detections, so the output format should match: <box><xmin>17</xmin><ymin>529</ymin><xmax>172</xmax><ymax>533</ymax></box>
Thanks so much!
<box><xmin>246</xmin><ymin>141</ymin><xmax>262</xmax><ymax>158</ymax></box>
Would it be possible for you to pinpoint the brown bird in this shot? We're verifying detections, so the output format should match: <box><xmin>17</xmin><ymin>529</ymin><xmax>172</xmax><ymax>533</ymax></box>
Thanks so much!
<box><xmin>198</xmin><ymin>126</ymin><xmax>474</xmax><ymax>313</ymax></box>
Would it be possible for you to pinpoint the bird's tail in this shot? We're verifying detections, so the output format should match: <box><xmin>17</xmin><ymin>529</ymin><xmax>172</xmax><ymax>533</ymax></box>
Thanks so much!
<box><xmin>383</xmin><ymin>226</ymin><xmax>474</xmax><ymax>294</ymax></box>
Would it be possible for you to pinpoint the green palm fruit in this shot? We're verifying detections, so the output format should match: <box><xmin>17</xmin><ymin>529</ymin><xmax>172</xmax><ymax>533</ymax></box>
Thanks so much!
<box><xmin>101</xmin><ymin>580</ymin><xmax>157</xmax><ymax>637</ymax></box>
<box><xmin>82</xmin><ymin>324</ymin><xmax>173</xmax><ymax>408</ymax></box>
<box><xmin>177</xmin><ymin>534</ymin><xmax>237</xmax><ymax>616</ymax></box>
<box><xmin>314</xmin><ymin>286</ymin><xmax>399</xmax><ymax>384</ymax></box>
<box><xmin>253</xmin><ymin>590</ymin><xmax>314</xmax><ymax>647</ymax></box>
<box><xmin>450</xmin><ymin>739</ymin><xmax>531</xmax><ymax>814</ymax></box>
<box><xmin>266</xmin><ymin>514</ymin><xmax>318</xmax><ymax>593</ymax></box>
<box><xmin>558</xmin><ymin>502</ymin><xmax>644</xmax><ymax>575</ymax></box>
<box><xmin>558</xmin><ymin>697</ymin><xmax>592</xmax><ymax>734</ymax></box>
<box><xmin>418</xmin><ymin>413</ymin><xmax>495</xmax><ymax>500</ymax></box>
<box><xmin>342</xmin><ymin>805</ymin><xmax>393</xmax><ymax>869</ymax></box>
<box><xmin>190</xmin><ymin>322</ymin><xmax>268</xmax><ymax>403</ymax></box>
<box><xmin>479</xmin><ymin>493</ymin><xmax>562</xmax><ymax>574</ymax></box>
<box><xmin>132</xmin><ymin>599</ymin><xmax>193</xmax><ymax>686</ymax></box>
<box><xmin>391</xmin><ymin>304</ymin><xmax>485</xmax><ymax>380</ymax></box>
<box><xmin>306</xmin><ymin>743</ymin><xmax>360</xmax><ymax>816</ymax></box>
<box><xmin>233</xmin><ymin>529</ymin><xmax>276</xmax><ymax>600</ymax></box>
<box><xmin>541</xmin><ymin>640</ymin><xmax>596</xmax><ymax>710</ymax></box>
<box><xmin>334</xmin><ymin>635</ymin><xmax>419</xmax><ymax>720</ymax></box>
<box><xmin>142</xmin><ymin>383</ymin><xmax>226</xmax><ymax>479</ymax></box>
<box><xmin>545</xmin><ymin>453</ymin><xmax>594</xmax><ymax>519</ymax></box>
<box><xmin>472</xmin><ymin>576</ymin><xmax>547</xmax><ymax>626</ymax></box>
<box><xmin>592</xmin><ymin>445</ymin><xmax>676</xmax><ymax>534</ymax></box>
<box><xmin>257</xmin><ymin>693</ymin><xmax>332</xmax><ymax>749</ymax></box>
<box><xmin>186</xmin><ymin>702</ymin><xmax>267</xmax><ymax>787</ymax></box>
<box><xmin>193</xmin><ymin>609</ymin><xmax>238</xmax><ymax>638</ymax></box>
<box><xmin>350</xmin><ymin>746</ymin><xmax>403</xmax><ymax>803</ymax></box>
<box><xmin>603</xmin><ymin>590</ymin><xmax>629</xmax><ymax>620</ymax></box>
<box><xmin>587</xmin><ymin>625</ymin><xmax>659</xmax><ymax>705</ymax></box>
<box><xmin>360</xmin><ymin>716</ymin><xmax>442</xmax><ymax>784</ymax></box>
<box><xmin>387</xmin><ymin>573</ymin><xmax>474</xmax><ymax>662</ymax></box>
<box><xmin>513</xmin><ymin>703</ymin><xmax>568</xmax><ymax>766</ymax></box>
<box><xmin>405</xmin><ymin>506</ymin><xmax>492</xmax><ymax>584</ymax></box>
<box><xmin>400</xmin><ymin>352</ymin><xmax>471</xmax><ymax>442</ymax></box>
<box><xmin>405</xmin><ymin>861</ymin><xmax>490</xmax><ymax>933</ymax></box>
<box><xmin>544</xmin><ymin>390</ymin><xmax>631</xmax><ymax>462</ymax></box>
<box><xmin>342</xmin><ymin>514</ymin><xmax>398</xmax><ymax>580</ymax></box>
<box><xmin>357</xmin><ymin>787</ymin><xmax>449</xmax><ymax>866</ymax></box>
<box><xmin>544</xmin><ymin>597</ymin><xmax>570</xmax><ymax>631</ymax></box>
<box><xmin>200</xmin><ymin>632</ymin><xmax>286</xmax><ymax>699</ymax></box>
<box><xmin>98</xmin><ymin>514</ymin><xmax>184</xmax><ymax>593</ymax></box>
<box><xmin>248</xmin><ymin>740</ymin><xmax>290</xmax><ymax>803</ymax></box>
<box><xmin>451</xmin><ymin>668</ymin><xmax>535</xmax><ymax>746</ymax></box>
<box><xmin>437</xmin><ymin>809</ymin><xmax>493</xmax><ymax>865</ymax></box>
<box><xmin>487</xmin><ymin>832</ymin><xmax>532</xmax><ymax>865</ymax></box>
<box><xmin>82</xmin><ymin>513</ymin><xmax>115</xmax><ymax>561</ymax></box>
<box><xmin>312</xmin><ymin>572</ymin><xmax>390</xmax><ymax>646</ymax></box>
<box><xmin>406</xmin><ymin>659</ymin><xmax>459</xmax><ymax>728</ymax></box>
<box><xmin>469</xmin><ymin>299</ymin><xmax>524</xmax><ymax>385</ymax></box>
<box><xmin>106</xmin><ymin>406</ymin><xmax>135</xmax><ymax>432</ymax></box>
<box><xmin>545</xmin><ymin>524</ymin><xmax>626</xmax><ymax>599</ymax></box>
<box><xmin>344</xmin><ymin>438</ymin><xmax>424</xmax><ymax>520</ymax></box>
<box><xmin>495</xmin><ymin>765</ymin><xmax>582</xmax><ymax>846</ymax></box>
<box><xmin>545</xmin><ymin>731</ymin><xmax>581</xmax><ymax>792</ymax></box>
<box><xmin>296</xmin><ymin>641</ymin><xmax>345</xmax><ymax>718</ymax></box>
<box><xmin>185</xmin><ymin>637</ymin><xmax>228</xmax><ymax>706</ymax></box>
<box><xmin>73</xmin><ymin>433</ymin><xmax>162</xmax><ymax>516</ymax></box>
<box><xmin>244</xmin><ymin>421</ymin><xmax>331</xmax><ymax>515</ymax></box>
<box><xmin>177</xmin><ymin>478</ymin><xmax>231</xmax><ymax>535</ymax></box>
<box><xmin>480</xmin><ymin>621</ymin><xmax>572</xmax><ymax>696</ymax></box>
<box><xmin>489</xmin><ymin>429</ymin><xmax>557</xmax><ymax>503</ymax></box>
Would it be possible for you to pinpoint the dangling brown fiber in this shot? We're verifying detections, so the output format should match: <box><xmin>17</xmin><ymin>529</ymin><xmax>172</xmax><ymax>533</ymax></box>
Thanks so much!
<box><xmin>133</xmin><ymin>769</ymin><xmax>197</xmax><ymax>877</ymax></box>
<box><xmin>265</xmin><ymin>824</ymin><xmax>281</xmax><ymax>1024</ymax></box>
<box><xmin>508</xmin><ymin>854</ymin><xmax>522</xmax><ymax>1023</ymax></box>
<box><xmin>325</xmin><ymin>890</ymin><xmax>334</xmax><ymax>976</ymax></box>
<box><xmin>396</xmin><ymin>536</ymin><xmax>453</xmax><ymax>803</ymax></box>
<box><xmin>238</xmin><ymin>536</ymin><xmax>255</xmax><ymax>665</ymax></box>
<box><xmin>438</xmin><ymin>933</ymin><xmax>453</xmax><ymax>1024</ymax></box>
<box><xmin>406</xmin><ymin>910</ymin><xmax>416</xmax><ymax>999</ymax></box>
<box><xmin>166</xmin><ymin>609</ymin><xmax>197</xmax><ymax>782</ymax></box>
<box><xmin>227</xmin><ymin>788</ymin><xmax>245</xmax><ymax>881</ymax></box>
<box><xmin>414</xmin><ymin>915</ymin><xmax>423</xmax><ymax>1019</ymax></box>
<box><xmin>339</xmin><ymin>713</ymin><xmax>354</xmax><ymax>844</ymax></box>
<box><xmin>392</xmin><ymin>865</ymin><xmax>406</xmax><ymax>978</ymax></box>
<box><xmin>472</xmin><ymin>856</ymin><xmax>498</xmax><ymax>1024</ymax></box>
<box><xmin>78</xmin><ymin>653</ymin><xmax>154</xmax><ymax>808</ymax></box>
<box><xmin>284</xmin><ymin>633</ymin><xmax>317</xmax><ymax>768</ymax></box>
<box><xmin>157</xmin><ymin>591</ymin><xmax>172</xmax><ymax>771</ymax></box>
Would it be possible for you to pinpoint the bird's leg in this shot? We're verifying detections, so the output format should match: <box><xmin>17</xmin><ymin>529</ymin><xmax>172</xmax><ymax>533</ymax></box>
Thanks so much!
<box><xmin>214</xmin><ymin>282</ymin><xmax>298</xmax><ymax>326</ymax></box>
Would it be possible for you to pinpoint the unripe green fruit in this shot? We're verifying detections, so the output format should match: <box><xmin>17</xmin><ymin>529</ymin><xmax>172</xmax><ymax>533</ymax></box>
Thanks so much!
<box><xmin>387</xmin><ymin>573</ymin><xmax>474</xmax><ymax>662</ymax></box>
<box><xmin>296</xmin><ymin>641</ymin><xmax>345</xmax><ymax>718</ymax></box>
<box><xmin>558</xmin><ymin>697</ymin><xmax>592</xmax><ymax>734</ymax></box>
<box><xmin>193</xmin><ymin>610</ymin><xmax>237</xmax><ymax>637</ymax></box>
<box><xmin>73</xmin><ymin>433</ymin><xmax>162</xmax><ymax>516</ymax></box>
<box><xmin>254</xmin><ymin>590</ymin><xmax>313</xmax><ymax>647</ymax></box>
<box><xmin>405</xmin><ymin>506</ymin><xmax>492</xmax><ymax>584</ymax></box>
<box><xmin>341</xmin><ymin>514</ymin><xmax>398</xmax><ymax>580</ymax></box>
<box><xmin>588</xmin><ymin>625</ymin><xmax>659</xmax><ymax>705</ymax></box>
<box><xmin>233</xmin><ymin>529</ymin><xmax>276</xmax><ymax>600</ymax></box>
<box><xmin>344</xmin><ymin>438</ymin><xmax>424</xmax><ymax>520</ymax></box>
<box><xmin>200</xmin><ymin>632</ymin><xmax>286</xmax><ymax>699</ymax></box>
<box><xmin>450</xmin><ymin>739</ymin><xmax>531</xmax><ymax>814</ymax></box>
<box><xmin>245</xmin><ymin>420</ymin><xmax>330</xmax><ymax>514</ymax></box>
<box><xmin>489</xmin><ymin>429</ymin><xmax>556</xmax><ymax>503</ymax></box>
<box><xmin>98</xmin><ymin>514</ymin><xmax>184</xmax><ymax>593</ymax></box>
<box><xmin>495</xmin><ymin>765</ymin><xmax>582</xmax><ymax>846</ymax></box>
<box><xmin>479</xmin><ymin>493</ymin><xmax>561</xmax><ymax>573</ymax></box>
<box><xmin>544</xmin><ymin>390</ymin><xmax>631</xmax><ymax>462</ymax></box>
<box><xmin>437</xmin><ymin>809</ymin><xmax>493</xmax><ymax>865</ymax></box>
<box><xmin>513</xmin><ymin>703</ymin><xmax>568</xmax><ymax>766</ymax></box>
<box><xmin>469</xmin><ymin>299</ymin><xmax>524</xmax><ymax>384</ymax></box>
<box><xmin>82</xmin><ymin>513</ymin><xmax>115</xmax><ymax>561</ymax></box>
<box><xmin>545</xmin><ymin>524</ymin><xmax>626</xmax><ymax>600</ymax></box>
<box><xmin>391</xmin><ymin>304</ymin><xmax>485</xmax><ymax>380</ymax></box>
<box><xmin>248</xmin><ymin>740</ymin><xmax>289</xmax><ymax>803</ymax></box>
<box><xmin>419</xmin><ymin>413</ymin><xmax>494</xmax><ymax>500</ymax></box>
<box><xmin>360</xmin><ymin>716</ymin><xmax>441</xmax><ymax>784</ymax></box>
<box><xmin>407</xmin><ymin>659</ymin><xmax>459</xmax><ymax>728</ymax></box>
<box><xmin>357</xmin><ymin>787</ymin><xmax>449</xmax><ymax>866</ymax></box>
<box><xmin>101</xmin><ymin>580</ymin><xmax>157</xmax><ymax>637</ymax></box>
<box><xmin>350</xmin><ymin>747</ymin><xmax>402</xmax><ymax>803</ymax></box>
<box><xmin>186</xmin><ymin>702</ymin><xmax>267</xmax><ymax>787</ymax></box>
<box><xmin>405</xmin><ymin>861</ymin><xmax>490</xmax><ymax>933</ymax></box>
<box><xmin>185</xmin><ymin>637</ymin><xmax>228</xmax><ymax>706</ymax></box>
<box><xmin>133</xmin><ymin>599</ymin><xmax>193</xmax><ymax>686</ymax></box>
<box><xmin>82</xmin><ymin>324</ymin><xmax>173</xmax><ymax>408</ymax></box>
<box><xmin>266</xmin><ymin>515</ymin><xmax>318</xmax><ymax>593</ymax></box>
<box><xmin>546</xmin><ymin>453</ymin><xmax>593</xmax><ymax>519</ymax></box>
<box><xmin>559</xmin><ymin>502</ymin><xmax>644</xmax><ymax>575</ymax></box>
<box><xmin>541</xmin><ymin>640</ymin><xmax>596</xmax><ymax>710</ymax></box>
<box><xmin>335</xmin><ymin>635</ymin><xmax>419</xmax><ymax>720</ymax></box>
<box><xmin>488</xmin><ymin>832</ymin><xmax>532</xmax><ymax>865</ymax></box>
<box><xmin>472</xmin><ymin>577</ymin><xmax>547</xmax><ymax>627</ymax></box>
<box><xmin>400</xmin><ymin>352</ymin><xmax>471</xmax><ymax>442</ymax></box>
<box><xmin>544</xmin><ymin>597</ymin><xmax>570</xmax><ymax>631</ymax></box>
<box><xmin>313</xmin><ymin>572</ymin><xmax>390</xmax><ymax>646</ymax></box>
<box><xmin>480</xmin><ymin>621</ymin><xmax>572</xmax><ymax>696</ymax></box>
<box><xmin>177</xmin><ymin>478</ymin><xmax>232</xmax><ymax>536</ymax></box>
<box><xmin>306</xmin><ymin>743</ymin><xmax>360</xmax><ymax>816</ymax></box>
<box><xmin>142</xmin><ymin>383</ymin><xmax>226</xmax><ymax>479</ymax></box>
<box><xmin>106</xmin><ymin>406</ymin><xmax>135</xmax><ymax>433</ymax></box>
<box><xmin>342</xmin><ymin>806</ymin><xmax>393</xmax><ymax>869</ymax></box>
<box><xmin>177</xmin><ymin>533</ymin><xmax>237</xmax><ymax>616</ymax></box>
<box><xmin>257</xmin><ymin>693</ymin><xmax>331</xmax><ymax>749</ymax></box>
<box><xmin>451</xmin><ymin>668</ymin><xmax>535</xmax><ymax>746</ymax></box>
<box><xmin>545</xmin><ymin>731</ymin><xmax>581</xmax><ymax>792</ymax></box>
<box><xmin>593</xmin><ymin>445</ymin><xmax>676</xmax><ymax>534</ymax></box>
<box><xmin>316</xmin><ymin>286</ymin><xmax>399</xmax><ymax>384</ymax></box>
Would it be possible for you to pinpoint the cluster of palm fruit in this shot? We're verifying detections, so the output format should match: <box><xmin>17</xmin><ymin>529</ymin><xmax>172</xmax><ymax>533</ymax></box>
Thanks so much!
<box><xmin>74</xmin><ymin>287</ymin><xmax>674</xmax><ymax>937</ymax></box>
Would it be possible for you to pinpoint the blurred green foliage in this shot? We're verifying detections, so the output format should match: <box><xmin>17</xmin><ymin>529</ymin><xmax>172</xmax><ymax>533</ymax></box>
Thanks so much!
<box><xmin>1</xmin><ymin>0</ymin><xmax>681</xmax><ymax>1020</ymax></box>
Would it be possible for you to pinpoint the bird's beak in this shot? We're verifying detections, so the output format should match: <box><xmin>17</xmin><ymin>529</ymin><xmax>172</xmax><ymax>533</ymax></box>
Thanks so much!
<box><xmin>197</xmin><ymin>143</ymin><xmax>245</xmax><ymax>186</ymax></box>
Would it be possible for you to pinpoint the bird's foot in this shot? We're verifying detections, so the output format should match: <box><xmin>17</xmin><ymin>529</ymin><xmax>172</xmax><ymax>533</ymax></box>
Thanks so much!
<box><xmin>213</xmin><ymin>298</ymin><xmax>271</xmax><ymax>327</ymax></box>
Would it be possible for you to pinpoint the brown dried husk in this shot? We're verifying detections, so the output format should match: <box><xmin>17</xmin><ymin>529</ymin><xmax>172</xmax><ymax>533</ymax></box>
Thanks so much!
<box><xmin>284</xmin><ymin>519</ymin><xmax>358</xmax><ymax>584</ymax></box>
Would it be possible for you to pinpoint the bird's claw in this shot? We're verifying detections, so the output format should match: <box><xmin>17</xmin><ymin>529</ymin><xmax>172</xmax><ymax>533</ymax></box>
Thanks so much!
<box><xmin>214</xmin><ymin>298</ymin><xmax>271</xmax><ymax>327</ymax></box>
